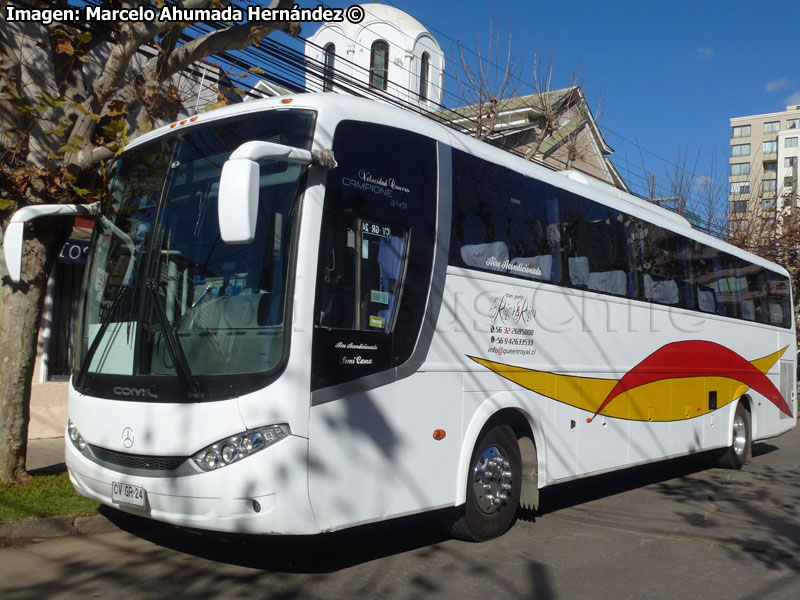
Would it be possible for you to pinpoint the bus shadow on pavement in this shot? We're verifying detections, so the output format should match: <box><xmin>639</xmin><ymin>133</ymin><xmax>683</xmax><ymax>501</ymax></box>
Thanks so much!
<box><xmin>751</xmin><ymin>441</ymin><xmax>779</xmax><ymax>457</ymax></box>
<box><xmin>27</xmin><ymin>463</ymin><xmax>67</xmax><ymax>476</ymax></box>
<box><xmin>533</xmin><ymin>450</ymin><xmax>718</xmax><ymax>515</ymax></box>
<box><xmin>99</xmin><ymin>504</ymin><xmax>454</xmax><ymax>573</ymax></box>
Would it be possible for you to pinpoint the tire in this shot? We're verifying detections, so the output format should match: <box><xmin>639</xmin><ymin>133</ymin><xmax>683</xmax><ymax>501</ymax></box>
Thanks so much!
<box><xmin>449</xmin><ymin>424</ymin><xmax>522</xmax><ymax>541</ymax></box>
<box><xmin>716</xmin><ymin>402</ymin><xmax>751</xmax><ymax>469</ymax></box>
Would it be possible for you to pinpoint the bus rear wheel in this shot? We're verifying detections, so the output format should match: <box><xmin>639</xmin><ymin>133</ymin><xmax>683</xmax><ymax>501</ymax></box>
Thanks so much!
<box><xmin>716</xmin><ymin>402</ymin><xmax>751</xmax><ymax>470</ymax></box>
<box><xmin>449</xmin><ymin>424</ymin><xmax>521</xmax><ymax>541</ymax></box>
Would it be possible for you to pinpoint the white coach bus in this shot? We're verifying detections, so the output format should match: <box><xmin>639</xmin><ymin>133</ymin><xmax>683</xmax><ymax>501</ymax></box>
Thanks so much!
<box><xmin>5</xmin><ymin>95</ymin><xmax>796</xmax><ymax>541</ymax></box>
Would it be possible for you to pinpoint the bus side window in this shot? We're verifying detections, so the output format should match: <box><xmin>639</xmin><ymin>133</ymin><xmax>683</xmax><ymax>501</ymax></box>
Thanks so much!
<box><xmin>561</xmin><ymin>198</ymin><xmax>631</xmax><ymax>298</ymax></box>
<box><xmin>450</xmin><ymin>150</ymin><xmax>562</xmax><ymax>283</ymax></box>
<box><xmin>642</xmin><ymin>224</ymin><xmax>695</xmax><ymax>308</ymax></box>
<box><xmin>765</xmin><ymin>272</ymin><xmax>791</xmax><ymax>328</ymax></box>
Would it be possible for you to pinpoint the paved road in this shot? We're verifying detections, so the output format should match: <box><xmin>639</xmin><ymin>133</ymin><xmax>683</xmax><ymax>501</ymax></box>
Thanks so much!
<box><xmin>2</xmin><ymin>426</ymin><xmax>799</xmax><ymax>599</ymax></box>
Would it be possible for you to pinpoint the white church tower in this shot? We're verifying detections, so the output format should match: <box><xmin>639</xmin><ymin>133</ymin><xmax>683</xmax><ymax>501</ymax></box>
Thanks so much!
<box><xmin>305</xmin><ymin>3</ymin><xmax>444</xmax><ymax>110</ymax></box>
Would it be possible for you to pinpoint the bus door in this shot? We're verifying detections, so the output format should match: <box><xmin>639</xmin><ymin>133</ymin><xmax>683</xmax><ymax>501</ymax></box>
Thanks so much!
<box><xmin>308</xmin><ymin>121</ymin><xmax>459</xmax><ymax>528</ymax></box>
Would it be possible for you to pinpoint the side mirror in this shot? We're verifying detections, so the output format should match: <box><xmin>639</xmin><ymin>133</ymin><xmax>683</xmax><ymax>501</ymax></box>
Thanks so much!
<box><xmin>2</xmin><ymin>202</ymin><xmax>99</xmax><ymax>282</ymax></box>
<box><xmin>218</xmin><ymin>141</ymin><xmax>313</xmax><ymax>244</ymax></box>
<box><xmin>3</xmin><ymin>220</ymin><xmax>25</xmax><ymax>283</ymax></box>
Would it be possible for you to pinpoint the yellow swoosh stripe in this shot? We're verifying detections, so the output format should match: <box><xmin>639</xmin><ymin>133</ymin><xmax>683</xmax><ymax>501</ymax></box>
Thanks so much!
<box><xmin>469</xmin><ymin>346</ymin><xmax>786</xmax><ymax>422</ymax></box>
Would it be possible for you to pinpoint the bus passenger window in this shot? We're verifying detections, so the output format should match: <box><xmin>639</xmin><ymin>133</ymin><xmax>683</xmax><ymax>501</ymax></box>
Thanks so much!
<box><xmin>560</xmin><ymin>198</ymin><xmax>633</xmax><ymax>298</ymax></box>
<box><xmin>450</xmin><ymin>150</ymin><xmax>562</xmax><ymax>283</ymax></box>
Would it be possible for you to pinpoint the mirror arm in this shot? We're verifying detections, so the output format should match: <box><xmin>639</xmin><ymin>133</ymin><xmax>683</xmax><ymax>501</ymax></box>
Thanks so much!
<box><xmin>227</xmin><ymin>141</ymin><xmax>337</xmax><ymax>170</ymax></box>
<box><xmin>228</xmin><ymin>141</ymin><xmax>313</xmax><ymax>164</ymax></box>
<box><xmin>2</xmin><ymin>201</ymin><xmax>100</xmax><ymax>282</ymax></box>
<box><xmin>218</xmin><ymin>141</ymin><xmax>337</xmax><ymax>245</ymax></box>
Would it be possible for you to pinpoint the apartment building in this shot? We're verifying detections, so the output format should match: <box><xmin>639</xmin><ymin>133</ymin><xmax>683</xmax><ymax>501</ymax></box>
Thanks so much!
<box><xmin>729</xmin><ymin>105</ymin><xmax>800</xmax><ymax>234</ymax></box>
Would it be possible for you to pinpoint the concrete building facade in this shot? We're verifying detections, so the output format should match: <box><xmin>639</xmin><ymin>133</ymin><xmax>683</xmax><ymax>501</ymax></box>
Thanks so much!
<box><xmin>729</xmin><ymin>105</ymin><xmax>800</xmax><ymax>234</ymax></box>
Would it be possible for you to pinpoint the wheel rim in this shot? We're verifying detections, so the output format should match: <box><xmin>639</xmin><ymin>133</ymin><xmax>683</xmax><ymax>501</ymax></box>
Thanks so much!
<box><xmin>472</xmin><ymin>444</ymin><xmax>512</xmax><ymax>514</ymax></box>
<box><xmin>732</xmin><ymin>413</ymin><xmax>747</xmax><ymax>455</ymax></box>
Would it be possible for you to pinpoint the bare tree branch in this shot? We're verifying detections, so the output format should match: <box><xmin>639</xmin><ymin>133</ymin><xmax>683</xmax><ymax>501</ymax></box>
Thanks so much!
<box><xmin>150</xmin><ymin>19</ymin><xmax>300</xmax><ymax>84</ymax></box>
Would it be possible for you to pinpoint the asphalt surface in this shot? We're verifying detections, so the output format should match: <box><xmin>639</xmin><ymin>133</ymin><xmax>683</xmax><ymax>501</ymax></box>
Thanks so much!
<box><xmin>1</xmin><ymin>426</ymin><xmax>798</xmax><ymax>599</ymax></box>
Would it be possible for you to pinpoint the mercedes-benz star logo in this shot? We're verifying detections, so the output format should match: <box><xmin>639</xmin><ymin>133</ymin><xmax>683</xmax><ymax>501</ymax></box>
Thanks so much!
<box><xmin>121</xmin><ymin>427</ymin><xmax>135</xmax><ymax>449</ymax></box>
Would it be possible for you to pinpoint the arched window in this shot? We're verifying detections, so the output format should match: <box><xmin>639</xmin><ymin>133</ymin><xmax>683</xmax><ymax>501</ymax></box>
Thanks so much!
<box><xmin>419</xmin><ymin>52</ymin><xmax>429</xmax><ymax>101</ymax></box>
<box><xmin>323</xmin><ymin>43</ymin><xmax>335</xmax><ymax>92</ymax></box>
<box><xmin>369</xmin><ymin>40</ymin><xmax>389</xmax><ymax>91</ymax></box>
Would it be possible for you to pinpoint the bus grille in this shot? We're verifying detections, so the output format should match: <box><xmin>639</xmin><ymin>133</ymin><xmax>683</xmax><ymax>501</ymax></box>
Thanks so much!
<box><xmin>89</xmin><ymin>445</ymin><xmax>187</xmax><ymax>472</ymax></box>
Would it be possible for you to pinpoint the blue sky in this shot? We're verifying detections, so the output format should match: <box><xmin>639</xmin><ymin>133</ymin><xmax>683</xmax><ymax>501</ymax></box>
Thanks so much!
<box><xmin>297</xmin><ymin>0</ymin><xmax>800</xmax><ymax>207</ymax></box>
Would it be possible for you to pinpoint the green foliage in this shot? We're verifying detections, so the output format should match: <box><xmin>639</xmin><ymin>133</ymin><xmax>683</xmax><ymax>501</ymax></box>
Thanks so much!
<box><xmin>69</xmin><ymin>185</ymin><xmax>92</xmax><ymax>197</ymax></box>
<box><xmin>71</xmin><ymin>102</ymin><xmax>101</xmax><ymax>121</ymax></box>
<box><xmin>36</xmin><ymin>91</ymin><xmax>65</xmax><ymax>111</ymax></box>
<box><xmin>0</xmin><ymin>472</ymin><xmax>99</xmax><ymax>523</ymax></box>
<box><xmin>101</xmin><ymin>117</ymin><xmax>128</xmax><ymax>139</ymax></box>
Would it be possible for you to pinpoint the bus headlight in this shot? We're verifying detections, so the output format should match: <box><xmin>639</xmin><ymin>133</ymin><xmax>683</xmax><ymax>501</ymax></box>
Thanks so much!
<box><xmin>192</xmin><ymin>424</ymin><xmax>290</xmax><ymax>472</ymax></box>
<box><xmin>67</xmin><ymin>420</ymin><xmax>87</xmax><ymax>451</ymax></box>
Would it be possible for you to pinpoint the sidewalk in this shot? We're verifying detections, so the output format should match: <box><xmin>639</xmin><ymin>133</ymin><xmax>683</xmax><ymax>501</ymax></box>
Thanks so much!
<box><xmin>27</xmin><ymin>437</ymin><xmax>67</xmax><ymax>473</ymax></box>
<box><xmin>0</xmin><ymin>437</ymin><xmax>118</xmax><ymax>541</ymax></box>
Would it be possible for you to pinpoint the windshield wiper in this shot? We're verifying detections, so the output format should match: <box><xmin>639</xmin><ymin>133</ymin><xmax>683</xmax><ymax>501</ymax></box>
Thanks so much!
<box><xmin>74</xmin><ymin>284</ymin><xmax>131</xmax><ymax>391</ymax></box>
<box><xmin>145</xmin><ymin>279</ymin><xmax>204</xmax><ymax>400</ymax></box>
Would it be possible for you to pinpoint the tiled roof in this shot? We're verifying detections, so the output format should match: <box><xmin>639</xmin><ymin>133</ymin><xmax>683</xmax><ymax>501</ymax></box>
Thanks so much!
<box><xmin>434</xmin><ymin>87</ymin><xmax>578</xmax><ymax>122</ymax></box>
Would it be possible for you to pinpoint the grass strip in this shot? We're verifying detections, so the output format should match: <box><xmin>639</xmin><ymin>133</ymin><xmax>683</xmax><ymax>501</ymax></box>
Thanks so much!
<box><xmin>0</xmin><ymin>472</ymin><xmax>99</xmax><ymax>523</ymax></box>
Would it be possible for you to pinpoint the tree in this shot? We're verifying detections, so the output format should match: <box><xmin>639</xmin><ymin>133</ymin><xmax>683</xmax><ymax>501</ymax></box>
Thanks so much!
<box><xmin>449</xmin><ymin>38</ymin><xmax>582</xmax><ymax>152</ymax></box>
<box><xmin>727</xmin><ymin>170</ymin><xmax>800</xmax><ymax>333</ymax></box>
<box><xmin>442</xmin><ymin>32</ymin><xmax>623</xmax><ymax>190</ymax></box>
<box><xmin>0</xmin><ymin>0</ymin><xmax>301</xmax><ymax>482</ymax></box>
<box><xmin>450</xmin><ymin>20</ymin><xmax>519</xmax><ymax>142</ymax></box>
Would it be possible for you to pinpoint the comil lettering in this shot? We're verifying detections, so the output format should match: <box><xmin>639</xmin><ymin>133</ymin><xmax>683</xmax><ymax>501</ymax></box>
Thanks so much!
<box><xmin>113</xmin><ymin>386</ymin><xmax>158</xmax><ymax>399</ymax></box>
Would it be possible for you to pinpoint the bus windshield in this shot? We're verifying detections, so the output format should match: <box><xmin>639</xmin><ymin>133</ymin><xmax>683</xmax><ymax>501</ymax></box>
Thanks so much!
<box><xmin>73</xmin><ymin>110</ymin><xmax>315</xmax><ymax>395</ymax></box>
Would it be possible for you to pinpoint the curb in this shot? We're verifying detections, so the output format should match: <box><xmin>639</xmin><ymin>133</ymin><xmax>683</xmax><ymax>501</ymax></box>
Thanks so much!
<box><xmin>0</xmin><ymin>513</ymin><xmax>118</xmax><ymax>541</ymax></box>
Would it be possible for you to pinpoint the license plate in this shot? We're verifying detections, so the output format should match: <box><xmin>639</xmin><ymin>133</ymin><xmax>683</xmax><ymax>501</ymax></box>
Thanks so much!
<box><xmin>112</xmin><ymin>482</ymin><xmax>146</xmax><ymax>508</ymax></box>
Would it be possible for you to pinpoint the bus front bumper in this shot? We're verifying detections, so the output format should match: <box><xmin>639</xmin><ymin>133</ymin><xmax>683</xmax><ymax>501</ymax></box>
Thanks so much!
<box><xmin>65</xmin><ymin>434</ymin><xmax>320</xmax><ymax>535</ymax></box>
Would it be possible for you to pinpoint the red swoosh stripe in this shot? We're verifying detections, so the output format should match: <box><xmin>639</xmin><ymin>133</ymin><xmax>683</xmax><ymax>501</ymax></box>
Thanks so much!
<box><xmin>593</xmin><ymin>341</ymin><xmax>792</xmax><ymax>419</ymax></box>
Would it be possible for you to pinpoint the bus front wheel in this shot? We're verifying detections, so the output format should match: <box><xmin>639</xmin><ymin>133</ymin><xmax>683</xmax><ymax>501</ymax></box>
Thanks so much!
<box><xmin>449</xmin><ymin>424</ymin><xmax>521</xmax><ymax>541</ymax></box>
<box><xmin>716</xmin><ymin>402</ymin><xmax>751</xmax><ymax>470</ymax></box>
